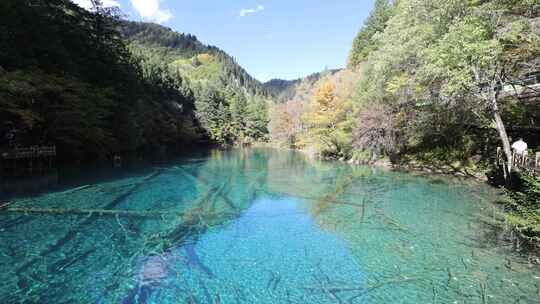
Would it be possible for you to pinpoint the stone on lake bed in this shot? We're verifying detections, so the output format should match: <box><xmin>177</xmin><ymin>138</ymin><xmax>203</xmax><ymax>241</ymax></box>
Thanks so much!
<box><xmin>141</xmin><ymin>256</ymin><xmax>168</xmax><ymax>284</ymax></box>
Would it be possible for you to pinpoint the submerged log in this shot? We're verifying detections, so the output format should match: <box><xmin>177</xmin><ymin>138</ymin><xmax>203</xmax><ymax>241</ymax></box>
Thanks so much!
<box><xmin>371</xmin><ymin>207</ymin><xmax>412</xmax><ymax>235</ymax></box>
<box><xmin>48</xmin><ymin>247</ymin><xmax>97</xmax><ymax>273</ymax></box>
<box><xmin>266</xmin><ymin>190</ymin><xmax>361</xmax><ymax>208</ymax></box>
<box><xmin>60</xmin><ymin>185</ymin><xmax>93</xmax><ymax>195</ymax></box>
<box><xmin>0</xmin><ymin>201</ymin><xmax>12</xmax><ymax>209</ymax></box>
<box><xmin>185</xmin><ymin>243</ymin><xmax>214</xmax><ymax>277</ymax></box>
<box><xmin>3</xmin><ymin>207</ymin><xmax>186</xmax><ymax>219</ymax></box>
<box><xmin>98</xmin><ymin>181</ymin><xmax>242</xmax><ymax>303</ymax></box>
<box><xmin>113</xmin><ymin>181</ymin><xmax>257</xmax><ymax>304</ymax></box>
<box><xmin>15</xmin><ymin>170</ymin><xmax>165</xmax><ymax>275</ymax></box>
<box><xmin>179</xmin><ymin>167</ymin><xmax>239</xmax><ymax>212</ymax></box>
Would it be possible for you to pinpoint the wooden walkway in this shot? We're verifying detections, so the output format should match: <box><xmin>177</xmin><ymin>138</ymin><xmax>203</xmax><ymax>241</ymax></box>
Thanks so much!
<box><xmin>1</xmin><ymin>146</ymin><xmax>56</xmax><ymax>159</ymax></box>
<box><xmin>1</xmin><ymin>146</ymin><xmax>56</xmax><ymax>175</ymax></box>
<box><xmin>498</xmin><ymin>147</ymin><xmax>540</xmax><ymax>175</ymax></box>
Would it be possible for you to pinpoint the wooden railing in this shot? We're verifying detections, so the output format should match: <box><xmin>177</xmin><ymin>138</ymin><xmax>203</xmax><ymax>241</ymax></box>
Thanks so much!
<box><xmin>499</xmin><ymin>83</ymin><xmax>540</xmax><ymax>100</ymax></box>
<box><xmin>1</xmin><ymin>146</ymin><xmax>56</xmax><ymax>160</ymax></box>
<box><xmin>497</xmin><ymin>147</ymin><xmax>540</xmax><ymax>175</ymax></box>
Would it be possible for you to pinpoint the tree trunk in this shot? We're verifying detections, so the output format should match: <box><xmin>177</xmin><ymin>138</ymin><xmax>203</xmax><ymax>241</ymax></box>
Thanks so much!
<box><xmin>491</xmin><ymin>93</ymin><xmax>512</xmax><ymax>183</ymax></box>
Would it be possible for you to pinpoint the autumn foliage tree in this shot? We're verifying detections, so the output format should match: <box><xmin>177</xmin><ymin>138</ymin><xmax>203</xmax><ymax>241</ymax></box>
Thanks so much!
<box><xmin>301</xmin><ymin>80</ymin><xmax>353</xmax><ymax>158</ymax></box>
<box><xmin>269</xmin><ymin>101</ymin><xmax>303</xmax><ymax>146</ymax></box>
<box><xmin>353</xmin><ymin>104</ymin><xmax>397</xmax><ymax>158</ymax></box>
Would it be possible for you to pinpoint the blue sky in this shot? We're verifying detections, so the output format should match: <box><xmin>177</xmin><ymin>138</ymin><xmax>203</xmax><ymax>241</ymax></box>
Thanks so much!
<box><xmin>73</xmin><ymin>0</ymin><xmax>374</xmax><ymax>82</ymax></box>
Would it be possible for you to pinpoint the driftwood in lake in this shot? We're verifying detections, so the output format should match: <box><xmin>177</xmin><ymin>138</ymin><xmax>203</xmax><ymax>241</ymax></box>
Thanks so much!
<box><xmin>0</xmin><ymin>201</ymin><xmax>12</xmax><ymax>209</ymax></box>
<box><xmin>3</xmin><ymin>207</ymin><xmax>179</xmax><ymax>218</ymax></box>
<box><xmin>177</xmin><ymin>167</ymin><xmax>240</xmax><ymax>212</ymax></box>
<box><xmin>14</xmin><ymin>170</ymin><xmax>164</xmax><ymax>275</ymax></box>
<box><xmin>9</xmin><ymin>162</ymin><xmax>263</xmax><ymax>303</ymax></box>
<box><xmin>48</xmin><ymin>247</ymin><xmax>97</xmax><ymax>273</ymax></box>
<box><xmin>1</xmin><ymin>206</ymin><xmax>239</xmax><ymax>221</ymax></box>
<box><xmin>114</xmin><ymin>169</ymin><xmax>265</xmax><ymax>303</ymax></box>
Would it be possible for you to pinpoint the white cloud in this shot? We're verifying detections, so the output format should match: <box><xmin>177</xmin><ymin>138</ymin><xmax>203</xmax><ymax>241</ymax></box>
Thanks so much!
<box><xmin>102</xmin><ymin>0</ymin><xmax>121</xmax><ymax>7</ymax></box>
<box><xmin>130</xmin><ymin>0</ymin><xmax>173</xmax><ymax>23</ymax></box>
<box><xmin>71</xmin><ymin>0</ymin><xmax>120</xmax><ymax>10</ymax></box>
<box><xmin>240</xmin><ymin>5</ymin><xmax>264</xmax><ymax>17</ymax></box>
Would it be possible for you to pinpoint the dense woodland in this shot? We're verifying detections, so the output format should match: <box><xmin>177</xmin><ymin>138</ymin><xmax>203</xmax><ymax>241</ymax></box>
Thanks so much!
<box><xmin>0</xmin><ymin>0</ymin><xmax>202</xmax><ymax>161</ymax></box>
<box><xmin>272</xmin><ymin>0</ymin><xmax>539</xmax><ymax>165</ymax></box>
<box><xmin>268</xmin><ymin>0</ymin><xmax>540</xmax><ymax>241</ymax></box>
<box><xmin>120</xmin><ymin>21</ymin><xmax>271</xmax><ymax>146</ymax></box>
<box><xmin>0</xmin><ymin>0</ymin><xmax>270</xmax><ymax>161</ymax></box>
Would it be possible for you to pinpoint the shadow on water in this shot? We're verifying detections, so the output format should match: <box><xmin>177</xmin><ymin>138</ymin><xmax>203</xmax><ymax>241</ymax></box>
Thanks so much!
<box><xmin>1</xmin><ymin>148</ymin><xmax>270</xmax><ymax>303</ymax></box>
<box><xmin>0</xmin><ymin>149</ymin><xmax>213</xmax><ymax>202</ymax></box>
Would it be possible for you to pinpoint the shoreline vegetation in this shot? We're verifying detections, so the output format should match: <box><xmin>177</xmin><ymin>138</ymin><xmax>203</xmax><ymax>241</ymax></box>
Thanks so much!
<box><xmin>254</xmin><ymin>146</ymin><xmax>540</xmax><ymax>263</ymax></box>
<box><xmin>253</xmin><ymin>142</ymin><xmax>540</xmax><ymax>255</ymax></box>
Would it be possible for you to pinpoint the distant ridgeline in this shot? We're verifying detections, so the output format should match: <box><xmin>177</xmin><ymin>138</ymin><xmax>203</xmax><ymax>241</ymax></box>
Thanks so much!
<box><xmin>0</xmin><ymin>0</ymin><xmax>272</xmax><ymax>164</ymax></box>
<box><xmin>264</xmin><ymin>69</ymin><xmax>341</xmax><ymax>103</ymax></box>
<box><xmin>263</xmin><ymin>79</ymin><xmax>301</xmax><ymax>100</ymax></box>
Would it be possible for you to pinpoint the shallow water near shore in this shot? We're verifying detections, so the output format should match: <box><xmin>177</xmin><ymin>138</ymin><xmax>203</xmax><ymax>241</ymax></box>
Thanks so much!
<box><xmin>1</xmin><ymin>148</ymin><xmax>539</xmax><ymax>303</ymax></box>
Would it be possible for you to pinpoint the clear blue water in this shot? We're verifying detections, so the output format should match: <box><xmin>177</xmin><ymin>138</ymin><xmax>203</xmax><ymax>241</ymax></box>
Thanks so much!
<box><xmin>1</xmin><ymin>148</ymin><xmax>539</xmax><ymax>303</ymax></box>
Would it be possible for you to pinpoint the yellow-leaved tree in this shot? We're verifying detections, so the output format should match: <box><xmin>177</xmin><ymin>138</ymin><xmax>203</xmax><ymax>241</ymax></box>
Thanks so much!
<box><xmin>301</xmin><ymin>80</ymin><xmax>353</xmax><ymax>158</ymax></box>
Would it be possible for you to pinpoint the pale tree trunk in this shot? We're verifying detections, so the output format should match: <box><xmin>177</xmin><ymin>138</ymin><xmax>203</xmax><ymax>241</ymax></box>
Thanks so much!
<box><xmin>491</xmin><ymin>91</ymin><xmax>512</xmax><ymax>182</ymax></box>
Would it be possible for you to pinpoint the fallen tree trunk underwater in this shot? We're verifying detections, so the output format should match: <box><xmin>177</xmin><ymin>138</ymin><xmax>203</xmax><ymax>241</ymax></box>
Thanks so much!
<box><xmin>14</xmin><ymin>170</ymin><xmax>165</xmax><ymax>275</ymax></box>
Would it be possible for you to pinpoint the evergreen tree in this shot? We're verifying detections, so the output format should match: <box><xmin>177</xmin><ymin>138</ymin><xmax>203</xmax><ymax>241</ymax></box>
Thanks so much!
<box><xmin>348</xmin><ymin>0</ymin><xmax>395</xmax><ymax>68</ymax></box>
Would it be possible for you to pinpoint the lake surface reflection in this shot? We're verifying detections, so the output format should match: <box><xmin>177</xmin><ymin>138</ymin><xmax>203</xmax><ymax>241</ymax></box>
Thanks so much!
<box><xmin>1</xmin><ymin>148</ymin><xmax>539</xmax><ymax>303</ymax></box>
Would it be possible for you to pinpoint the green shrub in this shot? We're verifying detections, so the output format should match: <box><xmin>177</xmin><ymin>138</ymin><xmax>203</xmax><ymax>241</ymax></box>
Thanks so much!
<box><xmin>350</xmin><ymin>149</ymin><xmax>373</xmax><ymax>163</ymax></box>
<box><xmin>505</xmin><ymin>174</ymin><xmax>540</xmax><ymax>239</ymax></box>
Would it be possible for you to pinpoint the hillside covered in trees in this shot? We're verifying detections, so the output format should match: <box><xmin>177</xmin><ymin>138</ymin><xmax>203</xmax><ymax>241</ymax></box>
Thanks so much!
<box><xmin>271</xmin><ymin>0</ymin><xmax>539</xmax><ymax>169</ymax></box>
<box><xmin>0</xmin><ymin>0</ymin><xmax>271</xmax><ymax>162</ymax></box>
<box><xmin>269</xmin><ymin>0</ymin><xmax>540</xmax><ymax>241</ymax></box>
<box><xmin>264</xmin><ymin>70</ymin><xmax>341</xmax><ymax>104</ymax></box>
<box><xmin>121</xmin><ymin>21</ymin><xmax>269</xmax><ymax>97</ymax></box>
<box><xmin>120</xmin><ymin>21</ymin><xmax>271</xmax><ymax>146</ymax></box>
<box><xmin>0</xmin><ymin>0</ymin><xmax>203</xmax><ymax>162</ymax></box>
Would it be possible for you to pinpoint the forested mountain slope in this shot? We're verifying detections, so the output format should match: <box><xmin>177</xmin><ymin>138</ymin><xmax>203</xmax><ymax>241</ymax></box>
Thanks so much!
<box><xmin>0</xmin><ymin>1</ymin><xmax>272</xmax><ymax>162</ymax></box>
<box><xmin>120</xmin><ymin>21</ymin><xmax>271</xmax><ymax>146</ymax></box>
<box><xmin>270</xmin><ymin>0</ymin><xmax>540</xmax><ymax>168</ymax></box>
<box><xmin>120</xmin><ymin>21</ymin><xmax>269</xmax><ymax>97</ymax></box>
<box><xmin>0</xmin><ymin>0</ymin><xmax>201</xmax><ymax>162</ymax></box>
<box><xmin>263</xmin><ymin>79</ymin><xmax>300</xmax><ymax>100</ymax></box>
<box><xmin>269</xmin><ymin>69</ymin><xmax>360</xmax><ymax>152</ymax></box>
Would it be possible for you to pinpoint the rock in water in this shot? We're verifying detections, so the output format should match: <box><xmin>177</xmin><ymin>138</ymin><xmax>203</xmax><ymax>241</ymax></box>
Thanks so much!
<box><xmin>121</xmin><ymin>255</ymin><xmax>170</xmax><ymax>304</ymax></box>
<box><xmin>141</xmin><ymin>255</ymin><xmax>168</xmax><ymax>284</ymax></box>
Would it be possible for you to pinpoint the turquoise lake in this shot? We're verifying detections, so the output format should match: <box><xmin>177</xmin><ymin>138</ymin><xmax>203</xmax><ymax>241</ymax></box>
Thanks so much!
<box><xmin>1</xmin><ymin>148</ymin><xmax>539</xmax><ymax>303</ymax></box>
